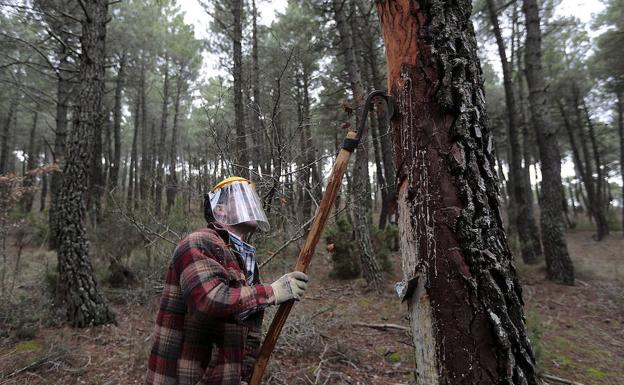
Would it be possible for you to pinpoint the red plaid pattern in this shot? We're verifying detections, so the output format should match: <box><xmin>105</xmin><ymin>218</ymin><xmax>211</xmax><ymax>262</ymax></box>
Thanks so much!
<box><xmin>145</xmin><ymin>224</ymin><xmax>275</xmax><ymax>385</ymax></box>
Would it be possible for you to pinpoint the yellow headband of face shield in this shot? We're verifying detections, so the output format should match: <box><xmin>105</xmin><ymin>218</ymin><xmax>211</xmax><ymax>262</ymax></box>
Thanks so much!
<box><xmin>211</xmin><ymin>176</ymin><xmax>254</xmax><ymax>192</ymax></box>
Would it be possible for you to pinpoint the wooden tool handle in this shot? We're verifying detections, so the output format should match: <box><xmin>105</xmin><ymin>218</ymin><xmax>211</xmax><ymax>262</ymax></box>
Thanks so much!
<box><xmin>249</xmin><ymin>131</ymin><xmax>357</xmax><ymax>385</ymax></box>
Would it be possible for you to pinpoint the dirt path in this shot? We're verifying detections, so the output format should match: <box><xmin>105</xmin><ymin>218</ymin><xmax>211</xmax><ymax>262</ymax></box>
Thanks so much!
<box><xmin>0</xmin><ymin>230</ymin><xmax>622</xmax><ymax>384</ymax></box>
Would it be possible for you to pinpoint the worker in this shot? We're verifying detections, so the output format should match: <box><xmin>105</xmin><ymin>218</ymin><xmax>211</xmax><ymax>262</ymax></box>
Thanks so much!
<box><xmin>145</xmin><ymin>176</ymin><xmax>309</xmax><ymax>385</ymax></box>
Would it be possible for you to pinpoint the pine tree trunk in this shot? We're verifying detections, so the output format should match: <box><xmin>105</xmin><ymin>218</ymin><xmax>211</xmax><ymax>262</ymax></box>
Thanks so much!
<box><xmin>522</xmin><ymin>0</ymin><xmax>574</xmax><ymax>284</ymax></box>
<box><xmin>110</xmin><ymin>53</ymin><xmax>126</xmax><ymax>191</ymax></box>
<box><xmin>139</xmin><ymin>59</ymin><xmax>149</xmax><ymax>202</ymax></box>
<box><xmin>155</xmin><ymin>55</ymin><xmax>169</xmax><ymax>216</ymax></box>
<box><xmin>251</xmin><ymin>0</ymin><xmax>267</xmax><ymax>176</ymax></box>
<box><xmin>232</xmin><ymin>0</ymin><xmax>249</xmax><ymax>179</ymax></box>
<box><xmin>89</xmin><ymin>106</ymin><xmax>104</xmax><ymax>225</ymax></box>
<box><xmin>486</xmin><ymin>0</ymin><xmax>541</xmax><ymax>264</ymax></box>
<box><xmin>49</xmin><ymin>52</ymin><xmax>71</xmax><ymax>250</ymax></box>
<box><xmin>0</xmin><ymin>98</ymin><xmax>17</xmax><ymax>175</ymax></box>
<box><xmin>583</xmin><ymin>99</ymin><xmax>609</xmax><ymax>239</ymax></box>
<box><xmin>128</xmin><ymin>92</ymin><xmax>140</xmax><ymax>207</ymax></box>
<box><xmin>40</xmin><ymin>145</ymin><xmax>49</xmax><ymax>212</ymax></box>
<box><xmin>376</xmin><ymin>0</ymin><xmax>538</xmax><ymax>383</ymax></box>
<box><xmin>22</xmin><ymin>111</ymin><xmax>38</xmax><ymax>212</ymax></box>
<box><xmin>333</xmin><ymin>0</ymin><xmax>382</xmax><ymax>291</ymax></box>
<box><xmin>56</xmin><ymin>0</ymin><xmax>115</xmax><ymax>327</ymax></box>
<box><xmin>365</xmin><ymin>28</ymin><xmax>397</xmax><ymax>229</ymax></box>
<box><xmin>166</xmin><ymin>65</ymin><xmax>182</xmax><ymax>212</ymax></box>
<box><xmin>617</xmin><ymin>91</ymin><xmax>624</xmax><ymax>235</ymax></box>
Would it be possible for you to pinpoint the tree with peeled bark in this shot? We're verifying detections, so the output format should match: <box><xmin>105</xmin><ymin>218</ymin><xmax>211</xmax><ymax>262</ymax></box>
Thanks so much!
<box><xmin>522</xmin><ymin>0</ymin><xmax>574</xmax><ymax>284</ymax></box>
<box><xmin>376</xmin><ymin>0</ymin><xmax>538</xmax><ymax>383</ymax></box>
<box><xmin>56</xmin><ymin>0</ymin><xmax>115</xmax><ymax>327</ymax></box>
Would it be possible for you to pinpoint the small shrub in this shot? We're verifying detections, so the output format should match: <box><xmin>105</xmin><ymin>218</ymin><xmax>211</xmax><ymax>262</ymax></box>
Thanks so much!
<box><xmin>526</xmin><ymin>310</ymin><xmax>544</xmax><ymax>375</ymax></box>
<box><xmin>324</xmin><ymin>215</ymin><xmax>360</xmax><ymax>279</ymax></box>
<box><xmin>372</xmin><ymin>224</ymin><xmax>399</xmax><ymax>272</ymax></box>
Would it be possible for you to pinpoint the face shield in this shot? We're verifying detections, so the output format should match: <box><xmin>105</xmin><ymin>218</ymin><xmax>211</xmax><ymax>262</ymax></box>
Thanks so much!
<box><xmin>209</xmin><ymin>179</ymin><xmax>270</xmax><ymax>232</ymax></box>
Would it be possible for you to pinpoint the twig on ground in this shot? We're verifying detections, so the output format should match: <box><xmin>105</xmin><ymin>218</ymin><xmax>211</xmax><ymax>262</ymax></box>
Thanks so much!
<box><xmin>310</xmin><ymin>306</ymin><xmax>335</xmax><ymax>319</ymax></box>
<box><xmin>542</xmin><ymin>373</ymin><xmax>586</xmax><ymax>385</ymax></box>
<box><xmin>352</xmin><ymin>322</ymin><xmax>409</xmax><ymax>332</ymax></box>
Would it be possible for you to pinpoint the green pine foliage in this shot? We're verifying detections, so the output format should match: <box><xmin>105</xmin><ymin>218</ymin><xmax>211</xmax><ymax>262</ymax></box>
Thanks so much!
<box><xmin>324</xmin><ymin>215</ymin><xmax>360</xmax><ymax>279</ymax></box>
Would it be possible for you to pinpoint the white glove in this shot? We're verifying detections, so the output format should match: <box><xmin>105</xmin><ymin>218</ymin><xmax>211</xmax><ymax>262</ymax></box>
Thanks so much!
<box><xmin>270</xmin><ymin>271</ymin><xmax>309</xmax><ymax>305</ymax></box>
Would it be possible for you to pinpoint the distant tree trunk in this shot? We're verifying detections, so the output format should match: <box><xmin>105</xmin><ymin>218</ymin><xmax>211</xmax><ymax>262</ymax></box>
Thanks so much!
<box><xmin>104</xmin><ymin>111</ymin><xmax>112</xmax><ymax>187</ymax></box>
<box><xmin>56</xmin><ymin>0</ymin><xmax>115</xmax><ymax>327</ymax></box>
<box><xmin>558</xmin><ymin>100</ymin><xmax>585</xmax><ymax>227</ymax></box>
<box><xmin>166</xmin><ymin>65</ymin><xmax>182</xmax><ymax>212</ymax></box>
<box><xmin>251</xmin><ymin>0</ymin><xmax>266</xmax><ymax>176</ymax></box>
<box><xmin>22</xmin><ymin>111</ymin><xmax>39</xmax><ymax>212</ymax></box>
<box><xmin>365</xmin><ymin>23</ymin><xmax>397</xmax><ymax>229</ymax></box>
<box><xmin>110</xmin><ymin>52</ymin><xmax>126</xmax><ymax>192</ymax></box>
<box><xmin>333</xmin><ymin>0</ymin><xmax>382</xmax><ymax>291</ymax></box>
<box><xmin>583</xmin><ymin>99</ymin><xmax>609</xmax><ymax>239</ymax></box>
<box><xmin>376</xmin><ymin>0</ymin><xmax>538</xmax><ymax>383</ymax></box>
<box><xmin>0</xmin><ymin>97</ymin><xmax>17</xmax><ymax>175</ymax></box>
<box><xmin>120</xmin><ymin>154</ymin><xmax>128</xmax><ymax>198</ymax></box>
<box><xmin>295</xmin><ymin>70</ymin><xmax>313</xmax><ymax>225</ymax></box>
<box><xmin>0</xmin><ymin>95</ymin><xmax>19</xmax><ymax>175</ymax></box>
<box><xmin>486</xmin><ymin>0</ymin><xmax>541</xmax><ymax>264</ymax></box>
<box><xmin>139</xmin><ymin>58</ymin><xmax>149</xmax><ymax>202</ymax></box>
<box><xmin>570</xmin><ymin>87</ymin><xmax>601</xmax><ymax>233</ymax></box>
<box><xmin>89</xmin><ymin>106</ymin><xmax>104</xmax><ymax>224</ymax></box>
<box><xmin>617</xmin><ymin>91</ymin><xmax>624</xmax><ymax>234</ymax></box>
<box><xmin>370</xmin><ymin>114</ymin><xmax>387</xmax><ymax>219</ymax></box>
<box><xmin>128</xmin><ymin>93</ymin><xmax>140</xmax><ymax>207</ymax></box>
<box><xmin>523</xmin><ymin>0</ymin><xmax>574</xmax><ymax>284</ymax></box>
<box><xmin>232</xmin><ymin>0</ymin><xmax>249</xmax><ymax>179</ymax></box>
<box><xmin>155</xmin><ymin>54</ymin><xmax>169</xmax><ymax>216</ymax></box>
<box><xmin>493</xmin><ymin>141</ymin><xmax>508</xmax><ymax>205</ymax></box>
<box><xmin>49</xmin><ymin>52</ymin><xmax>71</xmax><ymax>250</ymax></box>
<box><xmin>40</xmin><ymin>144</ymin><xmax>49</xmax><ymax>211</ymax></box>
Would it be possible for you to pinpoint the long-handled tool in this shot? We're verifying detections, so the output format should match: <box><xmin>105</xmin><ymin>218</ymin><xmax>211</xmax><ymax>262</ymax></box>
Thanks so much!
<box><xmin>249</xmin><ymin>90</ymin><xmax>394</xmax><ymax>385</ymax></box>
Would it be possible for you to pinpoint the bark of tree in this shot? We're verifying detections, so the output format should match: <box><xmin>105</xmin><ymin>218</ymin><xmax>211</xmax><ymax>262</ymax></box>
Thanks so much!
<box><xmin>376</xmin><ymin>0</ymin><xmax>538</xmax><ymax>383</ymax></box>
<box><xmin>333</xmin><ymin>0</ymin><xmax>382</xmax><ymax>291</ymax></box>
<box><xmin>232</xmin><ymin>0</ymin><xmax>249</xmax><ymax>179</ymax></box>
<box><xmin>49</xmin><ymin>51</ymin><xmax>71</xmax><ymax>250</ymax></box>
<box><xmin>22</xmin><ymin>111</ymin><xmax>39</xmax><ymax>212</ymax></box>
<box><xmin>56</xmin><ymin>0</ymin><xmax>115</xmax><ymax>327</ymax></box>
<box><xmin>486</xmin><ymin>0</ymin><xmax>541</xmax><ymax>264</ymax></box>
<box><xmin>522</xmin><ymin>0</ymin><xmax>574</xmax><ymax>284</ymax></box>
<box><xmin>110</xmin><ymin>52</ymin><xmax>126</xmax><ymax>191</ymax></box>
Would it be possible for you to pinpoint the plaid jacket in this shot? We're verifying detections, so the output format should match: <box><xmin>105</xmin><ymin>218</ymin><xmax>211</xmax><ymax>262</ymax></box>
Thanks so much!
<box><xmin>145</xmin><ymin>224</ymin><xmax>275</xmax><ymax>385</ymax></box>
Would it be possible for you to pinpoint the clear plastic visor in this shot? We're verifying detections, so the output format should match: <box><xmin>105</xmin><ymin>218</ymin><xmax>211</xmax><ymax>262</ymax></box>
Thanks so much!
<box><xmin>209</xmin><ymin>181</ymin><xmax>269</xmax><ymax>231</ymax></box>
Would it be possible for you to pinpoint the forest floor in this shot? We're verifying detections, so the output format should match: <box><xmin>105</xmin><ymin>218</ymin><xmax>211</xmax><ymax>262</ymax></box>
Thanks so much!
<box><xmin>0</xmin><ymin>229</ymin><xmax>622</xmax><ymax>385</ymax></box>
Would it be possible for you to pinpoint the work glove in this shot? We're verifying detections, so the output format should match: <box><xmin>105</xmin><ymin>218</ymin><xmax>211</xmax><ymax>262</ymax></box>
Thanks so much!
<box><xmin>270</xmin><ymin>271</ymin><xmax>309</xmax><ymax>305</ymax></box>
